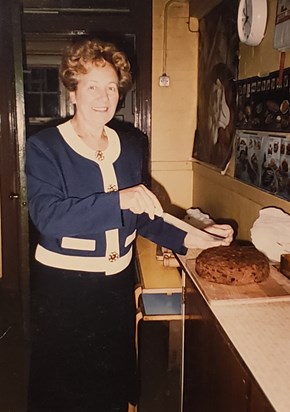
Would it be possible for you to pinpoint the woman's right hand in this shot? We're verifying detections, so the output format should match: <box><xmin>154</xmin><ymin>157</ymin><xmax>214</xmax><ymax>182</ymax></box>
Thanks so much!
<box><xmin>119</xmin><ymin>184</ymin><xmax>163</xmax><ymax>220</ymax></box>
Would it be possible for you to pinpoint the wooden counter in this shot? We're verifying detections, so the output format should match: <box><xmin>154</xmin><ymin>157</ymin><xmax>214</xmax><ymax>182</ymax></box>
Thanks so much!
<box><xmin>177</xmin><ymin>251</ymin><xmax>290</xmax><ymax>412</ymax></box>
<box><xmin>213</xmin><ymin>301</ymin><xmax>290</xmax><ymax>412</ymax></box>
<box><xmin>185</xmin><ymin>254</ymin><xmax>290</xmax><ymax>304</ymax></box>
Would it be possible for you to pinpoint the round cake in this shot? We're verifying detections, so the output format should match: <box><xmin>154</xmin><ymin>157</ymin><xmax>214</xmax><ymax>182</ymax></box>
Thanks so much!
<box><xmin>195</xmin><ymin>245</ymin><xmax>270</xmax><ymax>285</ymax></box>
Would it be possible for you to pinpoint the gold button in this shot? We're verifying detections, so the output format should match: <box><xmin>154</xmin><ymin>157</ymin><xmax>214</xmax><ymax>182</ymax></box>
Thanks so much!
<box><xmin>107</xmin><ymin>184</ymin><xmax>117</xmax><ymax>192</ymax></box>
<box><xmin>108</xmin><ymin>251</ymin><xmax>119</xmax><ymax>262</ymax></box>
<box><xmin>95</xmin><ymin>150</ymin><xmax>104</xmax><ymax>161</ymax></box>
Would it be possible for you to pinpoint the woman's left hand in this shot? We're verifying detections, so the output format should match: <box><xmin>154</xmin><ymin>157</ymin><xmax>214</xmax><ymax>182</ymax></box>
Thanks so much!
<box><xmin>184</xmin><ymin>224</ymin><xmax>234</xmax><ymax>250</ymax></box>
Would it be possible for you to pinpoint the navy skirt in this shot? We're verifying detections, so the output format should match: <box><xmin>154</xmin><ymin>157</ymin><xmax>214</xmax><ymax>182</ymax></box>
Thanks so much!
<box><xmin>28</xmin><ymin>258</ymin><xmax>138</xmax><ymax>412</ymax></box>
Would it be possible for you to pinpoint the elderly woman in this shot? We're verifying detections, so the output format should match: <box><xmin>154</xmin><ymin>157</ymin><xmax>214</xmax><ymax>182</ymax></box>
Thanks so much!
<box><xmin>26</xmin><ymin>38</ymin><xmax>233</xmax><ymax>412</ymax></box>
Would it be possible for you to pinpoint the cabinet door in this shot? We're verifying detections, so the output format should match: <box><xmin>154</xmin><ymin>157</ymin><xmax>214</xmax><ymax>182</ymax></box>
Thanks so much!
<box><xmin>208</xmin><ymin>323</ymin><xmax>249</xmax><ymax>412</ymax></box>
<box><xmin>249</xmin><ymin>379</ymin><xmax>276</xmax><ymax>412</ymax></box>
<box><xmin>183</xmin><ymin>274</ymin><xmax>212</xmax><ymax>411</ymax></box>
<box><xmin>138</xmin><ymin>320</ymin><xmax>183</xmax><ymax>412</ymax></box>
<box><xmin>183</xmin><ymin>275</ymin><xmax>249</xmax><ymax>412</ymax></box>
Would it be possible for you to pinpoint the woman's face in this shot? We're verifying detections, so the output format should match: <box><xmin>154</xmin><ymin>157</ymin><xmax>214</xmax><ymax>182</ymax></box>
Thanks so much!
<box><xmin>70</xmin><ymin>62</ymin><xmax>119</xmax><ymax>127</ymax></box>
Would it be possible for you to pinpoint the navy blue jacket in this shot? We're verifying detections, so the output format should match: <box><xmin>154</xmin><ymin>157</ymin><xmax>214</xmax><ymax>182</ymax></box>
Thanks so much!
<box><xmin>25</xmin><ymin>120</ymin><xmax>187</xmax><ymax>275</ymax></box>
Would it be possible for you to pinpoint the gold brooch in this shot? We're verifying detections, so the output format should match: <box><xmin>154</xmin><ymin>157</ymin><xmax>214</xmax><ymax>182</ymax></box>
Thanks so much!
<box><xmin>108</xmin><ymin>251</ymin><xmax>119</xmax><ymax>262</ymax></box>
<box><xmin>95</xmin><ymin>150</ymin><xmax>104</xmax><ymax>161</ymax></box>
<box><xmin>107</xmin><ymin>184</ymin><xmax>118</xmax><ymax>192</ymax></box>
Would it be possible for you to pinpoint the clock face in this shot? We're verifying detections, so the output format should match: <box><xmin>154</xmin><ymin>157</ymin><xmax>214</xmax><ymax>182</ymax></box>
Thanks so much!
<box><xmin>241</xmin><ymin>0</ymin><xmax>252</xmax><ymax>39</ymax></box>
<box><xmin>237</xmin><ymin>0</ymin><xmax>267</xmax><ymax>46</ymax></box>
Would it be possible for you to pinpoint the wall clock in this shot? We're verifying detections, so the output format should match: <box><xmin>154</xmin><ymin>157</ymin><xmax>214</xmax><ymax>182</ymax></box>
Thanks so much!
<box><xmin>237</xmin><ymin>0</ymin><xmax>268</xmax><ymax>46</ymax></box>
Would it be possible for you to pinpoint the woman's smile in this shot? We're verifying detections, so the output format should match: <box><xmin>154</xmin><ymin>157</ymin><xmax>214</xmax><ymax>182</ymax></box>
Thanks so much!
<box><xmin>70</xmin><ymin>63</ymin><xmax>119</xmax><ymax>127</ymax></box>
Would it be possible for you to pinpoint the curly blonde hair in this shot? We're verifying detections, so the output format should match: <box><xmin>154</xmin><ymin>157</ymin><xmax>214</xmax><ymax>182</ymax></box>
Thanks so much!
<box><xmin>59</xmin><ymin>38</ymin><xmax>132</xmax><ymax>98</ymax></box>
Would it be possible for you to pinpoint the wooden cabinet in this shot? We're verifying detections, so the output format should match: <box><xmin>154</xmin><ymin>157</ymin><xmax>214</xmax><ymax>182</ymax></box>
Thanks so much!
<box><xmin>183</xmin><ymin>279</ymin><xmax>211</xmax><ymax>411</ymax></box>
<box><xmin>136</xmin><ymin>237</ymin><xmax>183</xmax><ymax>412</ymax></box>
<box><xmin>208</xmin><ymin>322</ymin><xmax>249</xmax><ymax>412</ymax></box>
<box><xmin>183</xmin><ymin>274</ymin><xmax>275</xmax><ymax>412</ymax></box>
<box><xmin>249</xmin><ymin>379</ymin><xmax>276</xmax><ymax>412</ymax></box>
<box><xmin>136</xmin><ymin>238</ymin><xmax>276</xmax><ymax>412</ymax></box>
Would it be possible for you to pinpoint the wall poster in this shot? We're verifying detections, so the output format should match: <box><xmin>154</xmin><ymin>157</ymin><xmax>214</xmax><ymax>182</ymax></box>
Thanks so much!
<box><xmin>274</xmin><ymin>0</ymin><xmax>290</xmax><ymax>51</ymax></box>
<box><xmin>235</xmin><ymin>130</ymin><xmax>290</xmax><ymax>200</ymax></box>
<box><xmin>192</xmin><ymin>0</ymin><xmax>239</xmax><ymax>171</ymax></box>
<box><xmin>234</xmin><ymin>68</ymin><xmax>290</xmax><ymax>201</ymax></box>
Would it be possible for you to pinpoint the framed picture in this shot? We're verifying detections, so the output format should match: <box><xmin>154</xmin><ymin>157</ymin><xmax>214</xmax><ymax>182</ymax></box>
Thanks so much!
<box><xmin>192</xmin><ymin>0</ymin><xmax>239</xmax><ymax>171</ymax></box>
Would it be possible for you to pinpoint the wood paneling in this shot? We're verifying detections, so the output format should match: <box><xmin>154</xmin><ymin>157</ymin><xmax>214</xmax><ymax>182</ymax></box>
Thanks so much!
<box><xmin>0</xmin><ymin>0</ymin><xmax>22</xmax><ymax>288</ymax></box>
<box><xmin>23</xmin><ymin>0</ymin><xmax>132</xmax><ymax>12</ymax></box>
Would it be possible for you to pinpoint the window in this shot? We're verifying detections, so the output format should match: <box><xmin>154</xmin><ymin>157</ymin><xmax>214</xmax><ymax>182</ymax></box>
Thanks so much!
<box><xmin>24</xmin><ymin>67</ymin><xmax>61</xmax><ymax>118</ymax></box>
